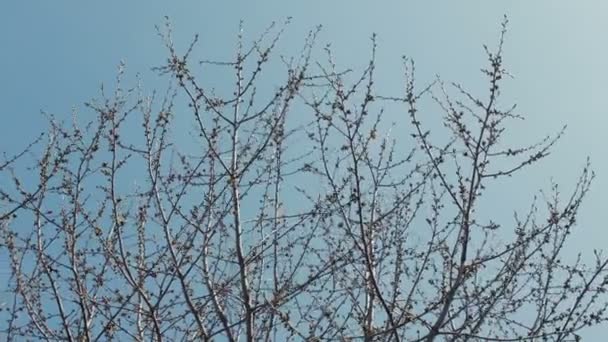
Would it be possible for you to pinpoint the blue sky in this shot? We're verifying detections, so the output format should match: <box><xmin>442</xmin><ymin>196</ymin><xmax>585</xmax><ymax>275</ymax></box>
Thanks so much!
<box><xmin>1</xmin><ymin>0</ymin><xmax>607</xmax><ymax>338</ymax></box>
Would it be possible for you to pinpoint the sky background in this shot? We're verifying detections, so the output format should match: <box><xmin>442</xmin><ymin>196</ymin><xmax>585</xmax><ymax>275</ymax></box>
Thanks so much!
<box><xmin>1</xmin><ymin>1</ymin><xmax>607</xmax><ymax>338</ymax></box>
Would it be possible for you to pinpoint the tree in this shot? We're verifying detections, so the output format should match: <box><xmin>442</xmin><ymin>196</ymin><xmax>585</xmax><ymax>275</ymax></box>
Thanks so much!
<box><xmin>1</xmin><ymin>17</ymin><xmax>606</xmax><ymax>341</ymax></box>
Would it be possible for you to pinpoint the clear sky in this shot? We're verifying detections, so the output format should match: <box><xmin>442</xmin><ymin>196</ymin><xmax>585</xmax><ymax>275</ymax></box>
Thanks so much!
<box><xmin>1</xmin><ymin>1</ymin><xmax>607</xmax><ymax>338</ymax></box>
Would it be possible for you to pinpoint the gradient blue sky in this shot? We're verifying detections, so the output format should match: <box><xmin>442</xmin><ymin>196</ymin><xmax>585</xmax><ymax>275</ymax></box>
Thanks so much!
<box><xmin>1</xmin><ymin>1</ymin><xmax>607</xmax><ymax>338</ymax></box>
